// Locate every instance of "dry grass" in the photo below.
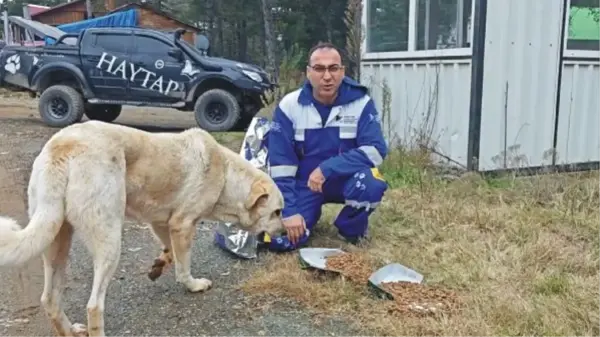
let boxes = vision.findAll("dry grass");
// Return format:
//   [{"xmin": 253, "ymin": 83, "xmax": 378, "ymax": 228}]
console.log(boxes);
[{"xmin": 240, "ymin": 149, "xmax": 600, "ymax": 336}]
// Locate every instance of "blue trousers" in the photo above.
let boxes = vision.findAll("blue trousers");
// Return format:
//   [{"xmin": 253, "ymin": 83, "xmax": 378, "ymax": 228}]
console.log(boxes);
[{"xmin": 264, "ymin": 167, "xmax": 388, "ymax": 252}]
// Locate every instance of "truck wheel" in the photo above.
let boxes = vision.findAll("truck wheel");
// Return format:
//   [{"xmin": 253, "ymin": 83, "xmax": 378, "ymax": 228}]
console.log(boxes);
[
  {"xmin": 84, "ymin": 104, "xmax": 122, "ymax": 122},
  {"xmin": 194, "ymin": 89, "xmax": 240, "ymax": 132},
  {"xmin": 38, "ymin": 85, "xmax": 85, "ymax": 127}
]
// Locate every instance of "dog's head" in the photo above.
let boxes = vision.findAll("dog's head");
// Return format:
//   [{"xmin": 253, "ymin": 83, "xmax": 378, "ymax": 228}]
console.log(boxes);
[{"xmin": 238, "ymin": 176, "xmax": 285, "ymax": 237}]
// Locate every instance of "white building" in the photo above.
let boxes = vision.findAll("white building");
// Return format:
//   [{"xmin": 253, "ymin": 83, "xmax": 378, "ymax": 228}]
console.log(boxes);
[{"xmin": 360, "ymin": 0, "xmax": 599, "ymax": 173}]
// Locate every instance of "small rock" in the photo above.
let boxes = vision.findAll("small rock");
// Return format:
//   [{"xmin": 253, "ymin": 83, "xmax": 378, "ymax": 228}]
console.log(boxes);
[{"xmin": 127, "ymin": 247, "xmax": 142, "ymax": 252}]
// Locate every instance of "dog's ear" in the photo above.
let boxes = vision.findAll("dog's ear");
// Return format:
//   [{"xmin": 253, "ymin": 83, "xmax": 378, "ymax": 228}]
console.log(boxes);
[{"xmin": 245, "ymin": 179, "xmax": 270, "ymax": 210}]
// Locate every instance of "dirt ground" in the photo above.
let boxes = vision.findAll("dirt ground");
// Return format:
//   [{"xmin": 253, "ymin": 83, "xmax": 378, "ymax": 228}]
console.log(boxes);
[{"xmin": 0, "ymin": 97, "xmax": 357, "ymax": 336}]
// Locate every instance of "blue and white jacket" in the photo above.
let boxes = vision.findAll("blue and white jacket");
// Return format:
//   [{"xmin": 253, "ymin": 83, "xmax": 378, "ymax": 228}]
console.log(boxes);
[{"xmin": 267, "ymin": 76, "xmax": 388, "ymax": 219}]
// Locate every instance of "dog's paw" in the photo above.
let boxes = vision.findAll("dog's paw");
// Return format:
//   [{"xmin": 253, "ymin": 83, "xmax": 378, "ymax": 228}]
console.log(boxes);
[
  {"xmin": 185, "ymin": 278, "xmax": 212, "ymax": 293},
  {"xmin": 147, "ymin": 249, "xmax": 173, "ymax": 281},
  {"xmin": 148, "ymin": 258, "xmax": 167, "ymax": 281},
  {"xmin": 71, "ymin": 323, "xmax": 88, "ymax": 337}
]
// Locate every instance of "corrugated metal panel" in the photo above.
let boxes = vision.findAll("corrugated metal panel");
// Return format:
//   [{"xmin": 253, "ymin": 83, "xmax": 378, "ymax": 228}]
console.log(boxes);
[
  {"xmin": 361, "ymin": 59, "xmax": 472, "ymax": 167},
  {"xmin": 556, "ymin": 62, "xmax": 600, "ymax": 164},
  {"xmin": 478, "ymin": 0, "xmax": 563, "ymax": 171}
]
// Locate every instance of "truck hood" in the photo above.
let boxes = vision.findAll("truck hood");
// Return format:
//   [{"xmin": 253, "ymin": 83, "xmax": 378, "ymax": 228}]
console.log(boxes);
[{"xmin": 4, "ymin": 16, "xmax": 77, "ymax": 45}]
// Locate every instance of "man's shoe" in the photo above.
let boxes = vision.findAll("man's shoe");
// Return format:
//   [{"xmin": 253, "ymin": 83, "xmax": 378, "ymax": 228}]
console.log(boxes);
[{"xmin": 258, "ymin": 230, "xmax": 311, "ymax": 252}]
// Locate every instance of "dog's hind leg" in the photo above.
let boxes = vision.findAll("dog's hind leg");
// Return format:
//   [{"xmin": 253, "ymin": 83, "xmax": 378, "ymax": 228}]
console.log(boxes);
[
  {"xmin": 169, "ymin": 217, "xmax": 212, "ymax": 293},
  {"xmin": 78, "ymin": 215, "xmax": 122, "ymax": 337},
  {"xmin": 68, "ymin": 154, "xmax": 126, "ymax": 337},
  {"xmin": 148, "ymin": 224, "xmax": 173, "ymax": 281},
  {"xmin": 40, "ymin": 222, "xmax": 81, "ymax": 337}
]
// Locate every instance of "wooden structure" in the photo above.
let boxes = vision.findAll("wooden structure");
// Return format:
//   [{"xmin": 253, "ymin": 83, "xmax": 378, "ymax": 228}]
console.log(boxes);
[
  {"xmin": 3, "ymin": 4, "xmax": 50, "ymax": 46},
  {"xmin": 29, "ymin": 0, "xmax": 90, "ymax": 25},
  {"xmin": 109, "ymin": 3, "xmax": 199, "ymax": 43},
  {"xmin": 2, "ymin": 17, "xmax": 46, "ymax": 46},
  {"xmin": 25, "ymin": 4, "xmax": 51, "ymax": 17},
  {"xmin": 29, "ymin": 0, "xmax": 200, "ymax": 44}
]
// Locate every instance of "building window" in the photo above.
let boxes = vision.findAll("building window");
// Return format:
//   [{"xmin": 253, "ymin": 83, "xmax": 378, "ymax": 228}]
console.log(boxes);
[
  {"xmin": 365, "ymin": 0, "xmax": 474, "ymax": 55},
  {"xmin": 567, "ymin": 0, "xmax": 600, "ymax": 51},
  {"xmin": 367, "ymin": 0, "xmax": 410, "ymax": 53},
  {"xmin": 416, "ymin": 0, "xmax": 472, "ymax": 50}
]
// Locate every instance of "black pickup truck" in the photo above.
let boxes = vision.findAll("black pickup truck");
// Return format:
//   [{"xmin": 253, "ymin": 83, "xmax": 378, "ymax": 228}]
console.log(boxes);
[{"xmin": 0, "ymin": 24, "xmax": 274, "ymax": 132}]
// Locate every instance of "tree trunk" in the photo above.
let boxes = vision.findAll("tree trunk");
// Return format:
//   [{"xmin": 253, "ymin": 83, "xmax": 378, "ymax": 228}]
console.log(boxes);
[
  {"xmin": 238, "ymin": 20, "xmax": 248, "ymax": 62},
  {"xmin": 344, "ymin": 0, "xmax": 363, "ymax": 80},
  {"xmin": 85, "ymin": 0, "xmax": 93, "ymax": 18},
  {"xmin": 214, "ymin": 0, "xmax": 224, "ymax": 57},
  {"xmin": 260, "ymin": 0, "xmax": 278, "ymax": 83}
]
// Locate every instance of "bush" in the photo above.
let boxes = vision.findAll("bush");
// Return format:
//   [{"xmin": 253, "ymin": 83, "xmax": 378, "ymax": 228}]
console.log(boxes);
[{"xmin": 259, "ymin": 44, "xmax": 306, "ymax": 118}]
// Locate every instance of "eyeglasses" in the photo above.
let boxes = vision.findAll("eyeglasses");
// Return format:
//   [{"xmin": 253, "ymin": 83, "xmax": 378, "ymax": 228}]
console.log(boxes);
[{"xmin": 308, "ymin": 64, "xmax": 344, "ymax": 75}]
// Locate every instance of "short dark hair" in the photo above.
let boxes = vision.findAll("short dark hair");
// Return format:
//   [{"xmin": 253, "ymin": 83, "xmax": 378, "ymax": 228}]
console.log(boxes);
[{"xmin": 308, "ymin": 42, "xmax": 344, "ymax": 65}]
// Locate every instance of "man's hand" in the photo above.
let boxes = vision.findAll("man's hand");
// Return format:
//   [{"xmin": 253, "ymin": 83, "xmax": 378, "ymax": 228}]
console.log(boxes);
[
  {"xmin": 308, "ymin": 167, "xmax": 325, "ymax": 193},
  {"xmin": 283, "ymin": 214, "xmax": 306, "ymax": 245}
]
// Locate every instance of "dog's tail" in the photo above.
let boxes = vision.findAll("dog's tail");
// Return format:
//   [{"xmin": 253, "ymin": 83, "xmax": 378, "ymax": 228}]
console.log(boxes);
[{"xmin": 0, "ymin": 156, "xmax": 68, "ymax": 267}]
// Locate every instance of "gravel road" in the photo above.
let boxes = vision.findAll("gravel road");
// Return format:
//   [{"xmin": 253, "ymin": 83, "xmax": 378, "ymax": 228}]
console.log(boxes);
[{"xmin": 0, "ymin": 98, "xmax": 356, "ymax": 336}]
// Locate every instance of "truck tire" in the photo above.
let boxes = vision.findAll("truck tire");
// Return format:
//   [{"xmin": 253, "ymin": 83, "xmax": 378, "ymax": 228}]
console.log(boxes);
[
  {"xmin": 38, "ymin": 85, "xmax": 85, "ymax": 127},
  {"xmin": 194, "ymin": 89, "xmax": 240, "ymax": 132},
  {"xmin": 84, "ymin": 104, "xmax": 122, "ymax": 122}
]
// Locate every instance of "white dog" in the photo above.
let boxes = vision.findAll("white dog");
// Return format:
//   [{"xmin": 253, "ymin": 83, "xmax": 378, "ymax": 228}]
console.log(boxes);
[{"xmin": 0, "ymin": 121, "xmax": 285, "ymax": 336}]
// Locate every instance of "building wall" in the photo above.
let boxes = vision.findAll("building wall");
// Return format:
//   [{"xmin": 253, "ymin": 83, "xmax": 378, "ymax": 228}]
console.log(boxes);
[
  {"xmin": 360, "ymin": 0, "xmax": 598, "ymax": 171},
  {"xmin": 361, "ymin": 59, "xmax": 472, "ymax": 168},
  {"xmin": 33, "ymin": 1, "xmax": 87, "ymax": 26},
  {"xmin": 478, "ymin": 0, "xmax": 565, "ymax": 171},
  {"xmin": 555, "ymin": 61, "xmax": 600, "ymax": 165},
  {"xmin": 359, "ymin": 0, "xmax": 475, "ymax": 168},
  {"xmin": 136, "ymin": 7, "xmax": 196, "ymax": 44}
]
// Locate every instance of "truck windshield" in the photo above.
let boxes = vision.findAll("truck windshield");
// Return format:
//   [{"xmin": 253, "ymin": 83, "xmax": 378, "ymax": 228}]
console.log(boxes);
[{"xmin": 177, "ymin": 39, "xmax": 207, "ymax": 57}]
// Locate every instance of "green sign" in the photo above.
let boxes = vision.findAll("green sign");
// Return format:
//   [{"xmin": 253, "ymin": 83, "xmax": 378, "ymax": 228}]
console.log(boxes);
[{"xmin": 569, "ymin": 7, "xmax": 600, "ymax": 40}]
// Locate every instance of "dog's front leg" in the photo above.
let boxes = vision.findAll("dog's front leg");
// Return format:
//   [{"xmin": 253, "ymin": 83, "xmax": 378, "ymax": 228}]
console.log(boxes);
[
  {"xmin": 148, "ymin": 223, "xmax": 173, "ymax": 281},
  {"xmin": 169, "ymin": 217, "xmax": 212, "ymax": 292}
]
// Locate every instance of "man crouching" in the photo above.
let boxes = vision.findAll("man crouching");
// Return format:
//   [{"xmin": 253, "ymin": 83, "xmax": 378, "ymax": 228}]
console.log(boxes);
[{"xmin": 265, "ymin": 42, "xmax": 388, "ymax": 251}]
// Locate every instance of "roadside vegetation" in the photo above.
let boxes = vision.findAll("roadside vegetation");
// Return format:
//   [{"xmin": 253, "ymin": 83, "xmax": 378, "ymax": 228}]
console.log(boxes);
[{"xmin": 238, "ymin": 35, "xmax": 600, "ymax": 336}]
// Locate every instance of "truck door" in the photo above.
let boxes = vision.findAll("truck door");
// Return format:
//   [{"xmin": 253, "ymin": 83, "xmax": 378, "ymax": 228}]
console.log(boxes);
[
  {"xmin": 128, "ymin": 31, "xmax": 189, "ymax": 104},
  {"xmin": 81, "ymin": 30, "xmax": 133, "ymax": 100}
]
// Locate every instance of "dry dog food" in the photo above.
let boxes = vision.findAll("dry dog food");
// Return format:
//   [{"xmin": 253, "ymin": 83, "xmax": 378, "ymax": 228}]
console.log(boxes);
[
  {"xmin": 325, "ymin": 253, "xmax": 374, "ymax": 285},
  {"xmin": 380, "ymin": 281, "xmax": 460, "ymax": 316}
]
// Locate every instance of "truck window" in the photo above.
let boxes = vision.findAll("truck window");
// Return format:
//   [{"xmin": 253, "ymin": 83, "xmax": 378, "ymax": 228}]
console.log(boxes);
[
  {"xmin": 94, "ymin": 34, "xmax": 128, "ymax": 54},
  {"xmin": 135, "ymin": 36, "xmax": 178, "ymax": 61}
]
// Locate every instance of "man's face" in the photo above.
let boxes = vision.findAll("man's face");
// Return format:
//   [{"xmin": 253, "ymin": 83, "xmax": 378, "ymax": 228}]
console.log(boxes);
[{"xmin": 306, "ymin": 48, "xmax": 345, "ymax": 102}]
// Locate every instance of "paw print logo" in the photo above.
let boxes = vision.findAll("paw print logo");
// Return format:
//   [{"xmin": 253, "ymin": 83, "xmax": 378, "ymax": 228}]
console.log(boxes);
[
  {"xmin": 369, "ymin": 113, "xmax": 381, "ymax": 124},
  {"xmin": 269, "ymin": 121, "xmax": 282, "ymax": 133},
  {"xmin": 4, "ymin": 54, "xmax": 20, "ymax": 75}
]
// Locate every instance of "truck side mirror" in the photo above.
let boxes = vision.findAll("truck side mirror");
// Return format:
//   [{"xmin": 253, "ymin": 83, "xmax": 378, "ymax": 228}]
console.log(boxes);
[{"xmin": 168, "ymin": 48, "xmax": 183, "ymax": 61}]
